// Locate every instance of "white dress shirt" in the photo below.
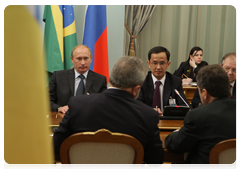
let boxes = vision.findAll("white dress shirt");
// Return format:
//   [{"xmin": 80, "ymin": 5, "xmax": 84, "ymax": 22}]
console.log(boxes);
[{"xmin": 74, "ymin": 69, "xmax": 89, "ymax": 96}]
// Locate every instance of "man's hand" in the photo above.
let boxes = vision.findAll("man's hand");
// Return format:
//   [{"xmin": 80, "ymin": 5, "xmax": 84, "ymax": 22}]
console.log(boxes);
[
  {"xmin": 58, "ymin": 105, "xmax": 69, "ymax": 113},
  {"xmin": 154, "ymin": 107, "xmax": 163, "ymax": 116}
]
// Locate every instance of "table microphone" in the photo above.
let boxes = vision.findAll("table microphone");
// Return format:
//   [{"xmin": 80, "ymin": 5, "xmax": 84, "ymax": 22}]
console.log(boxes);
[{"xmin": 174, "ymin": 89, "xmax": 190, "ymax": 108}]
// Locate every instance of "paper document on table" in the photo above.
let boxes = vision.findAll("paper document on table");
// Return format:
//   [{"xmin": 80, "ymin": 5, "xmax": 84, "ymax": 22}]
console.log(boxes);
[{"xmin": 189, "ymin": 82, "xmax": 197, "ymax": 86}]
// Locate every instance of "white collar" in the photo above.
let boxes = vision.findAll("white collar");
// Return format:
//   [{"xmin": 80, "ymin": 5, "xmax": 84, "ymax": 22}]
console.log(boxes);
[
  {"xmin": 74, "ymin": 69, "xmax": 89, "ymax": 79},
  {"xmin": 230, "ymin": 81, "xmax": 235, "ymax": 87},
  {"xmin": 151, "ymin": 73, "xmax": 166, "ymax": 86},
  {"xmin": 108, "ymin": 87, "xmax": 122, "ymax": 90}
]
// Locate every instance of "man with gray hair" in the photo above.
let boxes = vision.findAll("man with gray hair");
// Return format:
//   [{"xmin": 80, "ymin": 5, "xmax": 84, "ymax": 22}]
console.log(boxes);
[
  {"xmin": 54, "ymin": 56, "xmax": 164, "ymax": 164},
  {"xmin": 191, "ymin": 52, "xmax": 236, "ymax": 108}
]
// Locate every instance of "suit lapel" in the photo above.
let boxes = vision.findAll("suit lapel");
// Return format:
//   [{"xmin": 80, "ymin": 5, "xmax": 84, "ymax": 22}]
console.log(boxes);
[
  {"xmin": 232, "ymin": 81, "xmax": 236, "ymax": 99},
  {"xmin": 146, "ymin": 72, "xmax": 154, "ymax": 104},
  {"xmin": 68, "ymin": 68, "xmax": 75, "ymax": 95},
  {"xmin": 163, "ymin": 73, "xmax": 172, "ymax": 106},
  {"xmin": 85, "ymin": 70, "xmax": 94, "ymax": 94}
]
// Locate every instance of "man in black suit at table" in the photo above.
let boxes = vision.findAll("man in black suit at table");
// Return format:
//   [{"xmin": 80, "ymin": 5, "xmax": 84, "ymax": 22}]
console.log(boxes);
[
  {"xmin": 49, "ymin": 45, "xmax": 107, "ymax": 113},
  {"xmin": 191, "ymin": 52, "xmax": 236, "ymax": 108},
  {"xmin": 53, "ymin": 56, "xmax": 164, "ymax": 164},
  {"xmin": 137, "ymin": 46, "xmax": 190, "ymax": 115},
  {"xmin": 165, "ymin": 64, "xmax": 236, "ymax": 164}
]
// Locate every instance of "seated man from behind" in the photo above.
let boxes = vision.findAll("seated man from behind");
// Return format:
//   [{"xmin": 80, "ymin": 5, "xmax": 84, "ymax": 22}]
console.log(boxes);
[
  {"xmin": 137, "ymin": 46, "xmax": 191, "ymax": 115},
  {"xmin": 191, "ymin": 52, "xmax": 236, "ymax": 108},
  {"xmin": 54, "ymin": 56, "xmax": 164, "ymax": 164},
  {"xmin": 165, "ymin": 64, "xmax": 236, "ymax": 164},
  {"xmin": 49, "ymin": 45, "xmax": 107, "ymax": 113}
]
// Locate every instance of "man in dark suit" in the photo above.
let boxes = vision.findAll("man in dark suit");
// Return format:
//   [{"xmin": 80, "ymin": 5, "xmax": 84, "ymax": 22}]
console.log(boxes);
[
  {"xmin": 137, "ymin": 46, "xmax": 190, "ymax": 115},
  {"xmin": 191, "ymin": 52, "xmax": 236, "ymax": 108},
  {"xmin": 49, "ymin": 45, "xmax": 107, "ymax": 113},
  {"xmin": 165, "ymin": 64, "xmax": 236, "ymax": 164},
  {"xmin": 53, "ymin": 56, "xmax": 164, "ymax": 164}
]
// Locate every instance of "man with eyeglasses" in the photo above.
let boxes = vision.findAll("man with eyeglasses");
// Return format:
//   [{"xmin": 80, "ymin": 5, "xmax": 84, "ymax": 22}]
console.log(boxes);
[
  {"xmin": 137, "ymin": 46, "xmax": 190, "ymax": 115},
  {"xmin": 191, "ymin": 52, "xmax": 236, "ymax": 108}
]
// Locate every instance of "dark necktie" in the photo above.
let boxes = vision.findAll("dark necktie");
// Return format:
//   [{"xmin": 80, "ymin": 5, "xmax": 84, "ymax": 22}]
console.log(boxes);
[
  {"xmin": 229, "ymin": 85, "xmax": 232, "ymax": 99},
  {"xmin": 76, "ymin": 75, "xmax": 85, "ymax": 95},
  {"xmin": 152, "ymin": 81, "xmax": 162, "ymax": 109}
]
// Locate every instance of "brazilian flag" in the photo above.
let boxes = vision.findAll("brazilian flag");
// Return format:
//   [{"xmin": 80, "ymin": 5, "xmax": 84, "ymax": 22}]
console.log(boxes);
[{"xmin": 43, "ymin": 5, "xmax": 77, "ymax": 80}]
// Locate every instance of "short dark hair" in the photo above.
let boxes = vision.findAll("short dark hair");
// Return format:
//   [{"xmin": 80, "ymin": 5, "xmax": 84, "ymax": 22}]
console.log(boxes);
[
  {"xmin": 148, "ymin": 46, "xmax": 170, "ymax": 61},
  {"xmin": 197, "ymin": 64, "xmax": 229, "ymax": 98}
]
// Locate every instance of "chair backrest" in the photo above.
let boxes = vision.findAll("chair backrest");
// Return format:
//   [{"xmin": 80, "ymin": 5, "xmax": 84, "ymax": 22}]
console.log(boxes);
[
  {"xmin": 209, "ymin": 138, "xmax": 236, "ymax": 164},
  {"xmin": 60, "ymin": 129, "xmax": 144, "ymax": 164}
]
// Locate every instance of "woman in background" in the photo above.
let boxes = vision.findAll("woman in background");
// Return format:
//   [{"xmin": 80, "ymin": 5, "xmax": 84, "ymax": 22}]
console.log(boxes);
[{"xmin": 173, "ymin": 46, "xmax": 208, "ymax": 83}]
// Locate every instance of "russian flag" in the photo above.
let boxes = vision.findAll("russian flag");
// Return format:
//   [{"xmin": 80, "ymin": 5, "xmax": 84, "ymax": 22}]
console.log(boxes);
[{"xmin": 83, "ymin": 5, "xmax": 109, "ymax": 83}]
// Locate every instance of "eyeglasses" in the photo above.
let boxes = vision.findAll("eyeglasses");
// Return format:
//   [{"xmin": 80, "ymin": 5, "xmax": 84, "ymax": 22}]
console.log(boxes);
[
  {"xmin": 150, "ymin": 61, "xmax": 168, "ymax": 67},
  {"xmin": 223, "ymin": 67, "xmax": 236, "ymax": 73}
]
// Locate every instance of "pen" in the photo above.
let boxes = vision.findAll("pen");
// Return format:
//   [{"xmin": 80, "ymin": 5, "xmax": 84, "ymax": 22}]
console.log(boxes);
[
  {"xmin": 182, "ymin": 73, "xmax": 188, "ymax": 78},
  {"xmin": 156, "ymin": 106, "xmax": 158, "ymax": 110}
]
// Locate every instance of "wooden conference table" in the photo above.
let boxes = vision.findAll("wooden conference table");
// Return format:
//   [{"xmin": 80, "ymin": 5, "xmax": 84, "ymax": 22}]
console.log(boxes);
[
  {"xmin": 49, "ymin": 112, "xmax": 185, "ymax": 163},
  {"xmin": 158, "ymin": 119, "xmax": 184, "ymax": 163}
]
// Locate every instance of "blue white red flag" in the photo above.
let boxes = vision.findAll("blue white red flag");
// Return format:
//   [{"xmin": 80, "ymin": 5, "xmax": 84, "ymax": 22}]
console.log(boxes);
[{"xmin": 83, "ymin": 5, "xmax": 109, "ymax": 83}]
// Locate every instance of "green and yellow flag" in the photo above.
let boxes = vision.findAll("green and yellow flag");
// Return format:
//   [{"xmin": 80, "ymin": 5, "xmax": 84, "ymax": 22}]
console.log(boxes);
[
  {"xmin": 5, "ymin": 5, "xmax": 53, "ymax": 164},
  {"xmin": 43, "ymin": 5, "xmax": 77, "ymax": 74}
]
